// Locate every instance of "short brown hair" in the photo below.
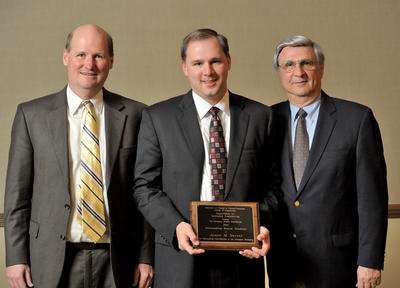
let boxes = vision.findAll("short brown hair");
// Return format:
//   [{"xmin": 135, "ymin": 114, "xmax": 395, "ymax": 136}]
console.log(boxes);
[{"xmin": 181, "ymin": 28, "xmax": 229, "ymax": 61}]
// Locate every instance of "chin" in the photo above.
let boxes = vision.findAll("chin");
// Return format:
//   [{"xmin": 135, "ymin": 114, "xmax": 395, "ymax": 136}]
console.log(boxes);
[{"xmin": 293, "ymin": 90, "xmax": 312, "ymax": 97}]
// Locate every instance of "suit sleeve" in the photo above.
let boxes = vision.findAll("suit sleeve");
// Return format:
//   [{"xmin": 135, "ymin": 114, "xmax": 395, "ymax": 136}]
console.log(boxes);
[
  {"xmin": 4, "ymin": 104, "xmax": 34, "ymax": 266},
  {"xmin": 356, "ymin": 109, "xmax": 388, "ymax": 269},
  {"xmin": 259, "ymin": 108, "xmax": 282, "ymax": 229},
  {"xmin": 137, "ymin": 217, "xmax": 155, "ymax": 264},
  {"xmin": 133, "ymin": 108, "xmax": 185, "ymax": 248}
]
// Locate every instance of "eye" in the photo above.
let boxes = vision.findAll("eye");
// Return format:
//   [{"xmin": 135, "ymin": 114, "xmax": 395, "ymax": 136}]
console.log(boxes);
[
  {"xmin": 301, "ymin": 60, "xmax": 314, "ymax": 67},
  {"xmin": 77, "ymin": 53, "xmax": 85, "ymax": 58},
  {"xmin": 284, "ymin": 61, "xmax": 295, "ymax": 68},
  {"xmin": 94, "ymin": 55, "xmax": 104, "ymax": 59}
]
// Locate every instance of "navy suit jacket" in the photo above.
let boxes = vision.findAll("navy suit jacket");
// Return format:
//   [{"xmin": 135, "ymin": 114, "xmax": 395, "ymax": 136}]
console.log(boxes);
[{"xmin": 267, "ymin": 91, "xmax": 388, "ymax": 288}]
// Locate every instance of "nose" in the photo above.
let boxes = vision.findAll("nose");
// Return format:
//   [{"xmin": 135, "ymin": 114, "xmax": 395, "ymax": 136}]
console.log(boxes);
[
  {"xmin": 84, "ymin": 56, "xmax": 94, "ymax": 69},
  {"xmin": 203, "ymin": 63, "xmax": 215, "ymax": 75},
  {"xmin": 293, "ymin": 62, "xmax": 306, "ymax": 75}
]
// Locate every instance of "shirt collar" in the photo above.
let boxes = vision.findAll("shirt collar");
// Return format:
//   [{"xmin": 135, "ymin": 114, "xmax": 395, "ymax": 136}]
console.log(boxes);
[
  {"xmin": 66, "ymin": 85, "xmax": 104, "ymax": 116},
  {"xmin": 192, "ymin": 90, "xmax": 230, "ymax": 119},
  {"xmin": 289, "ymin": 95, "xmax": 321, "ymax": 123}
]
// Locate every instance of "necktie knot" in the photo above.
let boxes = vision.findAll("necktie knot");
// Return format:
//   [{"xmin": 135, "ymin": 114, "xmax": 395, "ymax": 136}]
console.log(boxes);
[
  {"xmin": 297, "ymin": 108, "xmax": 307, "ymax": 119},
  {"xmin": 83, "ymin": 101, "xmax": 97, "ymax": 124},
  {"xmin": 83, "ymin": 100, "xmax": 95, "ymax": 112},
  {"xmin": 209, "ymin": 107, "xmax": 220, "ymax": 117}
]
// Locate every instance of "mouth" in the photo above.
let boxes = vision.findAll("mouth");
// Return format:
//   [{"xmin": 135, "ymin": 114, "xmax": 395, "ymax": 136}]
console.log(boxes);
[
  {"xmin": 80, "ymin": 71, "xmax": 97, "ymax": 77},
  {"xmin": 292, "ymin": 80, "xmax": 308, "ymax": 85},
  {"xmin": 202, "ymin": 78, "xmax": 218, "ymax": 87}
]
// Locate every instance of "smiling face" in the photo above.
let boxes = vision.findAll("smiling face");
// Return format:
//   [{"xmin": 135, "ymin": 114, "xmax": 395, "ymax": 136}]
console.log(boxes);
[
  {"xmin": 278, "ymin": 46, "xmax": 324, "ymax": 107},
  {"xmin": 182, "ymin": 37, "xmax": 231, "ymax": 105},
  {"xmin": 63, "ymin": 25, "xmax": 113, "ymax": 100}
]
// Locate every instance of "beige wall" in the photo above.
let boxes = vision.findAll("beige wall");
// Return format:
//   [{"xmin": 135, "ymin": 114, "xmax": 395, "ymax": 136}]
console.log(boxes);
[{"xmin": 1, "ymin": 0, "xmax": 399, "ymax": 286}]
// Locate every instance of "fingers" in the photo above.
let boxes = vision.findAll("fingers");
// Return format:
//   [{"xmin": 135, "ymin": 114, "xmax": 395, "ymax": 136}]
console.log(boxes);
[
  {"xmin": 132, "ymin": 265, "xmax": 140, "ymax": 287},
  {"xmin": 357, "ymin": 266, "xmax": 382, "ymax": 288},
  {"xmin": 239, "ymin": 226, "xmax": 270, "ymax": 259},
  {"xmin": 6, "ymin": 264, "xmax": 32, "ymax": 288},
  {"xmin": 138, "ymin": 265, "xmax": 154, "ymax": 288},
  {"xmin": 176, "ymin": 222, "xmax": 205, "ymax": 255},
  {"xmin": 138, "ymin": 273, "xmax": 153, "ymax": 288},
  {"xmin": 133, "ymin": 264, "xmax": 154, "ymax": 288},
  {"xmin": 24, "ymin": 266, "xmax": 34, "ymax": 287}
]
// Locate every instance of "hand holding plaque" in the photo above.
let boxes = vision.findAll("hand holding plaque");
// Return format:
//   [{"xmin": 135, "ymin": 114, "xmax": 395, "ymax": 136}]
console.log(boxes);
[{"xmin": 190, "ymin": 201, "xmax": 261, "ymax": 251}]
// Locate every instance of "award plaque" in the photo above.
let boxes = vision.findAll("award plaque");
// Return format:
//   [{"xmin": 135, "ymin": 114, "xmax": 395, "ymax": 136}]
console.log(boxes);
[{"xmin": 190, "ymin": 201, "xmax": 260, "ymax": 250}]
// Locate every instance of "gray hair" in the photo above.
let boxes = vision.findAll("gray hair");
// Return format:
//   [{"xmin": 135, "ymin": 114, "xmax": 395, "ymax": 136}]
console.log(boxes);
[
  {"xmin": 273, "ymin": 35, "xmax": 324, "ymax": 70},
  {"xmin": 181, "ymin": 28, "xmax": 230, "ymax": 61}
]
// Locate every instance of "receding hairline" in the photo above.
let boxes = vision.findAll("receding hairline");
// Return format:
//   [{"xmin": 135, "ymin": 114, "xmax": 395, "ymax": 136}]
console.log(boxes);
[{"xmin": 65, "ymin": 24, "xmax": 114, "ymax": 57}]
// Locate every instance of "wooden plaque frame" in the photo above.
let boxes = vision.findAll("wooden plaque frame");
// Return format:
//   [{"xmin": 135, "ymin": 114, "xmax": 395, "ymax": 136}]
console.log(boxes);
[{"xmin": 190, "ymin": 201, "xmax": 260, "ymax": 250}]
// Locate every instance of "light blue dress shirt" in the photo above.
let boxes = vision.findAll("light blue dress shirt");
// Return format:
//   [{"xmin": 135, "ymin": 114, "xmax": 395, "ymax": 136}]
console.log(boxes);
[{"xmin": 290, "ymin": 96, "xmax": 321, "ymax": 150}]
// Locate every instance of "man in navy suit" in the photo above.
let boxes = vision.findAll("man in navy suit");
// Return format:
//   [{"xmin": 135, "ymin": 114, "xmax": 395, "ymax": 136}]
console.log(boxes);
[{"xmin": 267, "ymin": 35, "xmax": 388, "ymax": 288}]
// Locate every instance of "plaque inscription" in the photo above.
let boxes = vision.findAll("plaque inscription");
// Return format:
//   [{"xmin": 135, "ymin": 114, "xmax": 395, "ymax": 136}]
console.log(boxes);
[{"xmin": 190, "ymin": 201, "xmax": 260, "ymax": 250}]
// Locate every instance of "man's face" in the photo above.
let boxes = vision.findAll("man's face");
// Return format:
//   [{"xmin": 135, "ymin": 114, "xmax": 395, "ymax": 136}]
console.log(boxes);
[
  {"xmin": 277, "ymin": 46, "xmax": 324, "ymax": 104},
  {"xmin": 182, "ymin": 37, "xmax": 231, "ymax": 105},
  {"xmin": 63, "ymin": 25, "xmax": 113, "ymax": 100}
]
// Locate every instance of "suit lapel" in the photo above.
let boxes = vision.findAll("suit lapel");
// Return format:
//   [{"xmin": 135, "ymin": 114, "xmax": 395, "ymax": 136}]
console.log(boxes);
[
  {"xmin": 103, "ymin": 89, "xmax": 127, "ymax": 190},
  {"xmin": 297, "ymin": 92, "xmax": 337, "ymax": 195},
  {"xmin": 46, "ymin": 87, "xmax": 70, "ymax": 191},
  {"xmin": 225, "ymin": 93, "xmax": 249, "ymax": 199},
  {"xmin": 177, "ymin": 92, "xmax": 205, "ymax": 168},
  {"xmin": 279, "ymin": 102, "xmax": 298, "ymax": 195}
]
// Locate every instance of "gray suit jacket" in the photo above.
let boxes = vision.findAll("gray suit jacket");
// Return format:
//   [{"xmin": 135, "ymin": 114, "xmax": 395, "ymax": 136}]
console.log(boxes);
[
  {"xmin": 134, "ymin": 91, "xmax": 280, "ymax": 288},
  {"xmin": 4, "ymin": 87, "xmax": 153, "ymax": 288},
  {"xmin": 267, "ymin": 91, "xmax": 388, "ymax": 288}
]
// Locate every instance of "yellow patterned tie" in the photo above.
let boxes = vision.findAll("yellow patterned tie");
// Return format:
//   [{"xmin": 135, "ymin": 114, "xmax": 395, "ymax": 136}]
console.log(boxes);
[{"xmin": 77, "ymin": 101, "xmax": 106, "ymax": 242}]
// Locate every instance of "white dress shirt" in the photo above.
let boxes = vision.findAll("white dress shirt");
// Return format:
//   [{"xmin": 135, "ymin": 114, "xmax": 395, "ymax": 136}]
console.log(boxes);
[
  {"xmin": 66, "ymin": 86, "xmax": 110, "ymax": 243},
  {"xmin": 192, "ymin": 90, "xmax": 230, "ymax": 201}
]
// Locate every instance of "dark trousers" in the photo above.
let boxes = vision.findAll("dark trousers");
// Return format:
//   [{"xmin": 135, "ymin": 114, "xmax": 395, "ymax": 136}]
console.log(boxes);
[{"xmin": 58, "ymin": 243, "xmax": 115, "ymax": 288}]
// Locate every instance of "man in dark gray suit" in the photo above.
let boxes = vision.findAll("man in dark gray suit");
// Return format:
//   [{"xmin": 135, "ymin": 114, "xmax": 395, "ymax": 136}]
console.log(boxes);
[
  {"xmin": 4, "ymin": 24, "xmax": 153, "ymax": 288},
  {"xmin": 134, "ymin": 28, "xmax": 280, "ymax": 288},
  {"xmin": 267, "ymin": 35, "xmax": 388, "ymax": 288}
]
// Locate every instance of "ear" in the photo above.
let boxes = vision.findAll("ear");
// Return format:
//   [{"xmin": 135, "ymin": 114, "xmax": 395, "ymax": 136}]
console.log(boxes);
[
  {"xmin": 62, "ymin": 49, "xmax": 69, "ymax": 66},
  {"xmin": 320, "ymin": 64, "xmax": 324, "ymax": 79},
  {"xmin": 109, "ymin": 56, "xmax": 114, "ymax": 70},
  {"xmin": 181, "ymin": 60, "xmax": 188, "ymax": 76},
  {"xmin": 227, "ymin": 55, "xmax": 231, "ymax": 70}
]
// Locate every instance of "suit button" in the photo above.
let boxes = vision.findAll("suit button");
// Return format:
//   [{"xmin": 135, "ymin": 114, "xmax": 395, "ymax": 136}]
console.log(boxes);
[
  {"xmin": 60, "ymin": 234, "xmax": 66, "ymax": 240},
  {"xmin": 65, "ymin": 204, "xmax": 70, "ymax": 210},
  {"xmin": 294, "ymin": 201, "xmax": 300, "ymax": 207}
]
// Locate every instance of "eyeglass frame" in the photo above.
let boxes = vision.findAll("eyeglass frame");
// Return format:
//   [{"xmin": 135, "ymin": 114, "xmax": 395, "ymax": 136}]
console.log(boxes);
[{"xmin": 277, "ymin": 59, "xmax": 318, "ymax": 72}]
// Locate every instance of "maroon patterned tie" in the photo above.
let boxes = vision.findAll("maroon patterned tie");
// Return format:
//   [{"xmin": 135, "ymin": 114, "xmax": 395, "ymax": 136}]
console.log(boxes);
[{"xmin": 209, "ymin": 107, "xmax": 227, "ymax": 201}]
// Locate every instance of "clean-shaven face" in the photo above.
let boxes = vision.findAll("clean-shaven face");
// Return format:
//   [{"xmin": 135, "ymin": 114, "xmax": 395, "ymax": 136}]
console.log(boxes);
[
  {"xmin": 63, "ymin": 25, "xmax": 113, "ymax": 100},
  {"xmin": 278, "ymin": 46, "xmax": 323, "ymax": 105},
  {"xmin": 182, "ymin": 37, "xmax": 231, "ymax": 105}
]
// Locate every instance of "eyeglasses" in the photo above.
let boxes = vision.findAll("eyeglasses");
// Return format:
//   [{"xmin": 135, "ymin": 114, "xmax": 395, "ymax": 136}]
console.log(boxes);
[{"xmin": 278, "ymin": 59, "xmax": 317, "ymax": 72}]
